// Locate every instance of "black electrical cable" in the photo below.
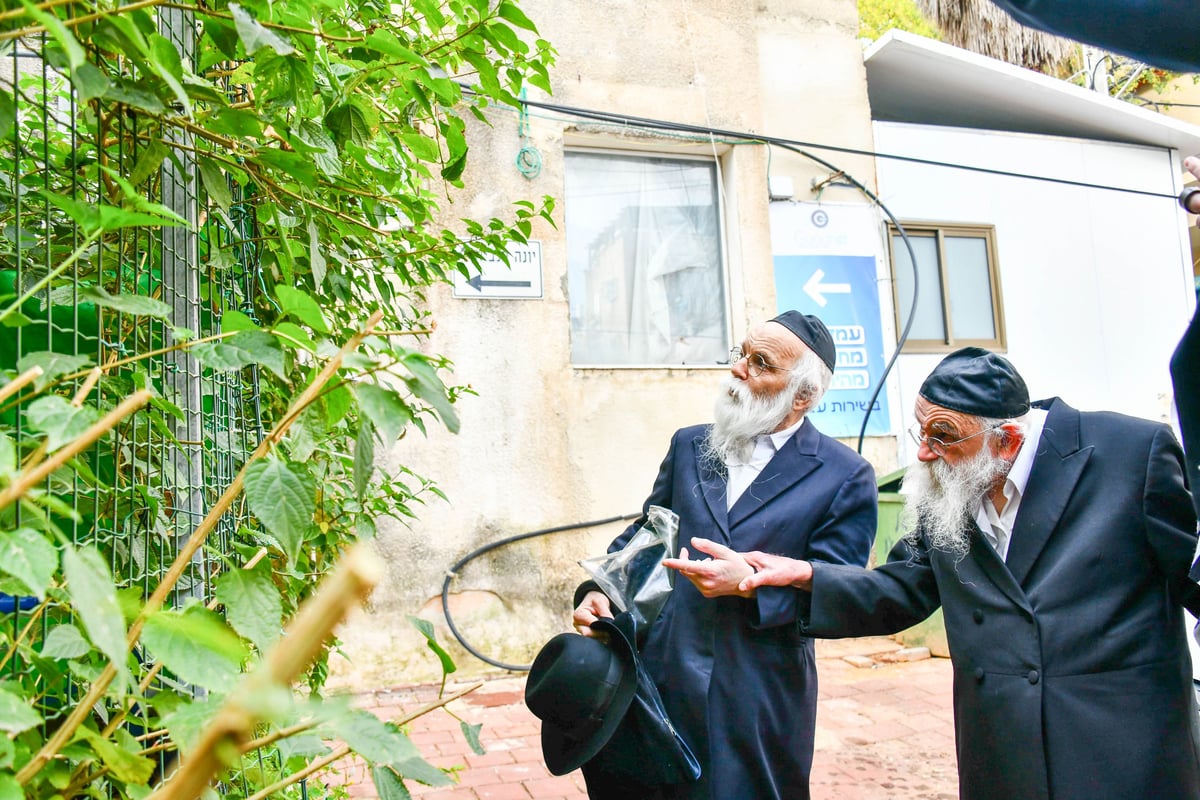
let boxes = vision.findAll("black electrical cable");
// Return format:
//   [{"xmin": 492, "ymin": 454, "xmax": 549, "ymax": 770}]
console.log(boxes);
[
  {"xmin": 441, "ymin": 513, "xmax": 640, "ymax": 671},
  {"xmin": 510, "ymin": 94, "xmax": 1180, "ymax": 201},
  {"xmin": 769, "ymin": 143, "xmax": 920, "ymax": 454}
]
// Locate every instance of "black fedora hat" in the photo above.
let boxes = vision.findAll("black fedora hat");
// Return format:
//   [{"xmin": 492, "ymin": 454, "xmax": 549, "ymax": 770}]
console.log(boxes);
[{"xmin": 525, "ymin": 619, "xmax": 638, "ymax": 775}]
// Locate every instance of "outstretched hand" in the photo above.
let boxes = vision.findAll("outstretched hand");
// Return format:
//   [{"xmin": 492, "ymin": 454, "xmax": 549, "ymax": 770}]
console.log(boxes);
[
  {"xmin": 738, "ymin": 551, "xmax": 814, "ymax": 593},
  {"xmin": 662, "ymin": 537, "xmax": 755, "ymax": 598}
]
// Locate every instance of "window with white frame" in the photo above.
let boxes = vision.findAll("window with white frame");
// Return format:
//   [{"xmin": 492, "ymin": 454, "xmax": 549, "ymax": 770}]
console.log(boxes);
[
  {"xmin": 565, "ymin": 150, "xmax": 728, "ymax": 366},
  {"xmin": 888, "ymin": 222, "xmax": 1006, "ymax": 352}
]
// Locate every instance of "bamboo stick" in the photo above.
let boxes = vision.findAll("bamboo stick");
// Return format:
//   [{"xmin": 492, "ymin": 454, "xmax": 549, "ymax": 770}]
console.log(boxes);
[
  {"xmin": 145, "ymin": 544, "xmax": 383, "ymax": 800},
  {"xmin": 0, "ymin": 389, "xmax": 152, "ymax": 511}
]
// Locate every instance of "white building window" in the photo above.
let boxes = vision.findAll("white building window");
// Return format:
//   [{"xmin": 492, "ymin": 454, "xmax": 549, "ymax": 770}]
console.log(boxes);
[
  {"xmin": 888, "ymin": 222, "xmax": 1006, "ymax": 352},
  {"xmin": 565, "ymin": 150, "xmax": 728, "ymax": 366}
]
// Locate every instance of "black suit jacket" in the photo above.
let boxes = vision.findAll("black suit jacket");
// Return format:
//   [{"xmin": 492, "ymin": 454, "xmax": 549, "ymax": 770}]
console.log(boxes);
[{"xmin": 804, "ymin": 398, "xmax": 1200, "ymax": 800}]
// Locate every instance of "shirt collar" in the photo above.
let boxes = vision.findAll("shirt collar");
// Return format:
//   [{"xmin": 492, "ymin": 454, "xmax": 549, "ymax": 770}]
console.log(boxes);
[
  {"xmin": 766, "ymin": 416, "xmax": 805, "ymax": 452},
  {"xmin": 1003, "ymin": 408, "xmax": 1048, "ymax": 500}
]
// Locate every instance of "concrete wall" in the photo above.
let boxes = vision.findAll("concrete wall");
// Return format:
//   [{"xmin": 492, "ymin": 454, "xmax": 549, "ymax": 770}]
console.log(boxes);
[
  {"xmin": 328, "ymin": 0, "xmax": 881, "ymax": 688},
  {"xmin": 872, "ymin": 121, "xmax": 1196, "ymax": 465}
]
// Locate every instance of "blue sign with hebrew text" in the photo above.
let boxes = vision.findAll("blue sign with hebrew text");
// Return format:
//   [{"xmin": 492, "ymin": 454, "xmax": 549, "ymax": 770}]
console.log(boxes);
[{"xmin": 774, "ymin": 254, "xmax": 890, "ymax": 438}]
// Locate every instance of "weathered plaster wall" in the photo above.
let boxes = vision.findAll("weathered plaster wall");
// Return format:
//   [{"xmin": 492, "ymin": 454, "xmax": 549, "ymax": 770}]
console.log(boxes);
[{"xmin": 328, "ymin": 0, "xmax": 884, "ymax": 690}]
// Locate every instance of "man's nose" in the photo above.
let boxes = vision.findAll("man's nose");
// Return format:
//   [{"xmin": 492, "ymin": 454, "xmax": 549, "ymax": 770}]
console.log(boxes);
[
  {"xmin": 916, "ymin": 441, "xmax": 940, "ymax": 463},
  {"xmin": 730, "ymin": 357, "xmax": 749, "ymax": 380}
]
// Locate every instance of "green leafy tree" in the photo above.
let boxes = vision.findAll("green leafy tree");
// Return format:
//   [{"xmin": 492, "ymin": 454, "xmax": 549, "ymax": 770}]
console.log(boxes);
[
  {"xmin": 0, "ymin": 0, "xmax": 554, "ymax": 796},
  {"xmin": 858, "ymin": 0, "xmax": 940, "ymax": 41}
]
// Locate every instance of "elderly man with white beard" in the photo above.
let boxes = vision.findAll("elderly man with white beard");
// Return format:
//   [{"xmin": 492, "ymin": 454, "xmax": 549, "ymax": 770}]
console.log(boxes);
[
  {"xmin": 671, "ymin": 347, "xmax": 1200, "ymax": 800},
  {"xmin": 569, "ymin": 311, "xmax": 878, "ymax": 800}
]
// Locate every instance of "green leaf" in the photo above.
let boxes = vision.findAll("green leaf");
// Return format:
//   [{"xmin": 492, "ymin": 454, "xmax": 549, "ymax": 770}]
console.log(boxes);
[
  {"xmin": 103, "ymin": 79, "xmax": 167, "ymax": 115},
  {"xmin": 148, "ymin": 33, "xmax": 191, "ymax": 114},
  {"xmin": 0, "ymin": 528, "xmax": 58, "ymax": 600},
  {"xmin": 0, "ymin": 773, "xmax": 21, "ymax": 800},
  {"xmin": 41, "ymin": 624, "xmax": 91, "ymax": 660},
  {"xmin": 142, "ymin": 606, "xmax": 247, "ymax": 692},
  {"xmin": 0, "ymin": 92, "xmax": 15, "ymax": 140},
  {"xmin": 0, "ymin": 688, "xmax": 42, "ymax": 734},
  {"xmin": 354, "ymin": 420, "xmax": 375, "ymax": 501},
  {"xmin": 307, "ymin": 217, "xmax": 327, "ymax": 289},
  {"xmin": 372, "ymin": 766, "xmax": 414, "ymax": 800},
  {"xmin": 243, "ymin": 457, "xmax": 316, "ymax": 563},
  {"xmin": 497, "ymin": 0, "xmax": 539, "ymax": 31},
  {"xmin": 78, "ymin": 285, "xmax": 173, "ymax": 319},
  {"xmin": 198, "ymin": 156, "xmax": 234, "ymax": 214},
  {"xmin": 271, "ymin": 321, "xmax": 316, "ymax": 353},
  {"xmin": 62, "ymin": 545, "xmax": 129, "ymax": 689},
  {"xmin": 403, "ymin": 355, "xmax": 459, "ymax": 434},
  {"xmin": 192, "ymin": 329, "xmax": 286, "ymax": 378},
  {"xmin": 73, "ymin": 62, "xmax": 111, "ymax": 103},
  {"xmin": 275, "ymin": 286, "xmax": 330, "ymax": 334},
  {"xmin": 76, "ymin": 729, "xmax": 155, "ymax": 785},
  {"xmin": 128, "ymin": 141, "xmax": 171, "ymax": 187},
  {"xmin": 400, "ymin": 133, "xmax": 440, "ymax": 162},
  {"xmin": 323, "ymin": 384, "xmax": 353, "ymax": 427},
  {"xmin": 325, "ymin": 102, "xmax": 375, "ymax": 149},
  {"xmin": 356, "ymin": 384, "xmax": 413, "ymax": 444},
  {"xmin": 364, "ymin": 30, "xmax": 426, "ymax": 64},
  {"xmin": 336, "ymin": 713, "xmax": 451, "ymax": 787},
  {"xmin": 220, "ymin": 309, "xmax": 259, "ymax": 333},
  {"xmin": 162, "ymin": 700, "xmax": 220, "ymax": 755},
  {"xmin": 17, "ymin": 351, "xmax": 92, "ymax": 390},
  {"xmin": 460, "ymin": 721, "xmax": 486, "ymax": 755},
  {"xmin": 25, "ymin": 396, "xmax": 101, "ymax": 453},
  {"xmin": 294, "ymin": 120, "xmax": 341, "ymax": 178},
  {"xmin": 0, "ymin": 434, "xmax": 14, "ymax": 480},
  {"xmin": 230, "ymin": 3, "xmax": 295, "ymax": 55},
  {"xmin": 20, "ymin": 0, "xmax": 86, "ymax": 69},
  {"xmin": 215, "ymin": 562, "xmax": 282, "ymax": 651},
  {"xmin": 408, "ymin": 616, "xmax": 456, "ymax": 675}
]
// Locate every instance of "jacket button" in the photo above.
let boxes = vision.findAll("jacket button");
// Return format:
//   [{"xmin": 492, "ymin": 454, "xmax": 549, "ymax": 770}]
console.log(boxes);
[
  {"xmin": 972, "ymin": 609, "xmax": 984, "ymax": 624},
  {"xmin": 974, "ymin": 667, "xmax": 984, "ymax": 683},
  {"xmin": 1028, "ymin": 670, "xmax": 1040, "ymax": 685}
]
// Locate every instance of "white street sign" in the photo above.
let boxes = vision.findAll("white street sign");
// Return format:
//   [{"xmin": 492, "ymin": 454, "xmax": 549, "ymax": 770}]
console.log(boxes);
[{"xmin": 453, "ymin": 241, "xmax": 543, "ymax": 299}]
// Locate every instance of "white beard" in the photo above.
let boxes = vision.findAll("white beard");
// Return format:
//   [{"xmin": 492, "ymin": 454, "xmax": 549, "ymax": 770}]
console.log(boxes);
[
  {"xmin": 700, "ymin": 376, "xmax": 797, "ymax": 475},
  {"xmin": 901, "ymin": 445, "xmax": 1012, "ymax": 556}
]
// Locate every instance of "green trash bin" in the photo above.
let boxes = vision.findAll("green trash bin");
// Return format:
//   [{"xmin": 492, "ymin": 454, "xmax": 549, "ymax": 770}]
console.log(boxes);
[{"xmin": 875, "ymin": 467, "xmax": 949, "ymax": 657}]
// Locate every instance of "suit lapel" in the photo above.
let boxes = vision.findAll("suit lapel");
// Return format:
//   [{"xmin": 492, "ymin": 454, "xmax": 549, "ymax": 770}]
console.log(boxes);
[
  {"xmin": 1005, "ymin": 398, "xmax": 1093, "ymax": 586},
  {"xmin": 693, "ymin": 435, "xmax": 730, "ymax": 543},
  {"xmin": 963, "ymin": 522, "xmax": 1032, "ymax": 613},
  {"xmin": 728, "ymin": 419, "xmax": 823, "ymax": 529}
]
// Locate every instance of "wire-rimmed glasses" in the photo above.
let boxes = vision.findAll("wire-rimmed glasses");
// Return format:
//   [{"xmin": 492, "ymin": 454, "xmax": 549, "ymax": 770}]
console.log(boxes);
[
  {"xmin": 729, "ymin": 346, "xmax": 788, "ymax": 378},
  {"xmin": 907, "ymin": 423, "xmax": 1000, "ymax": 456}
]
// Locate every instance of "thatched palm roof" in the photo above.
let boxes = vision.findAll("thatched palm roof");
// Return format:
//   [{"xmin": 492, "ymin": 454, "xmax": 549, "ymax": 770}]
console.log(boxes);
[{"xmin": 916, "ymin": 0, "xmax": 1078, "ymax": 74}]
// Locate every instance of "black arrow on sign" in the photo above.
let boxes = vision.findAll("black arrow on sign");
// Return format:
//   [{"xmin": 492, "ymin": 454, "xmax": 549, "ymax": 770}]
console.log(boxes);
[{"xmin": 467, "ymin": 274, "xmax": 532, "ymax": 291}]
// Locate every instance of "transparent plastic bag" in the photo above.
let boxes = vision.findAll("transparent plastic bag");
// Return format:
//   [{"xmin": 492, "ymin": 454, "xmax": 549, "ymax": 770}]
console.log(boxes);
[{"xmin": 579, "ymin": 506, "xmax": 680, "ymax": 630}]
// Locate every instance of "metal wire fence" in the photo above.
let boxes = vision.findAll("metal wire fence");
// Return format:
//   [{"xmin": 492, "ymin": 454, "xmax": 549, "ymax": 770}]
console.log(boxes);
[{"xmin": 1, "ymin": 15, "xmax": 262, "ymax": 763}]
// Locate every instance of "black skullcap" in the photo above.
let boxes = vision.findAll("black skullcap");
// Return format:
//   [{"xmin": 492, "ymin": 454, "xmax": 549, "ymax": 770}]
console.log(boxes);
[
  {"xmin": 919, "ymin": 347, "xmax": 1030, "ymax": 419},
  {"xmin": 770, "ymin": 311, "xmax": 836, "ymax": 371}
]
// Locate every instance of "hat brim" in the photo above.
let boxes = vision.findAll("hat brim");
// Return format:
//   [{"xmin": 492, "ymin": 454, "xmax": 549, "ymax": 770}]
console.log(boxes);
[{"xmin": 540, "ymin": 618, "xmax": 639, "ymax": 775}]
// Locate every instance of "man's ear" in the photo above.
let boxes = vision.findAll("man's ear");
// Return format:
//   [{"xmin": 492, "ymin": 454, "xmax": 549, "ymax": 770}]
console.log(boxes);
[{"xmin": 992, "ymin": 422, "xmax": 1025, "ymax": 460}]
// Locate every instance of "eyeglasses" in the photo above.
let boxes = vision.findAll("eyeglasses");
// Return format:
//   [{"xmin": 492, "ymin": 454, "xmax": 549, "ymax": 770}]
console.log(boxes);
[
  {"xmin": 729, "ymin": 346, "xmax": 789, "ymax": 378},
  {"xmin": 907, "ymin": 423, "xmax": 1000, "ymax": 456}
]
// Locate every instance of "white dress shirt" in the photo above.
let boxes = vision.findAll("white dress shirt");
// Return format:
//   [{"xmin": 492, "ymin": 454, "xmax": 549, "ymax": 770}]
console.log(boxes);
[
  {"xmin": 726, "ymin": 418, "xmax": 805, "ymax": 509},
  {"xmin": 973, "ymin": 409, "xmax": 1048, "ymax": 561}
]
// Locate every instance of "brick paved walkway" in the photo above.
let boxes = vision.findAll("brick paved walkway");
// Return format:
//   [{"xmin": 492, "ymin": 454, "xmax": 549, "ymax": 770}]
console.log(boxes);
[{"xmin": 329, "ymin": 636, "xmax": 957, "ymax": 800}]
